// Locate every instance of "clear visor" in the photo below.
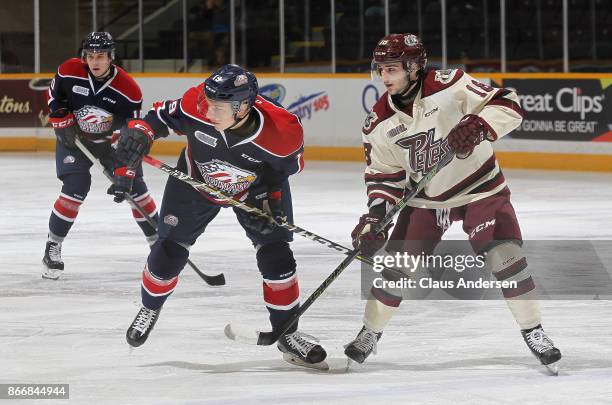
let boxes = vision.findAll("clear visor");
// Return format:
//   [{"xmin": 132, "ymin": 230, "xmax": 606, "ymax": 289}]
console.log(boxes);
[
  {"xmin": 82, "ymin": 49, "xmax": 114, "ymax": 60},
  {"xmin": 200, "ymin": 95, "xmax": 246, "ymax": 118},
  {"xmin": 371, "ymin": 59, "xmax": 420, "ymax": 81}
]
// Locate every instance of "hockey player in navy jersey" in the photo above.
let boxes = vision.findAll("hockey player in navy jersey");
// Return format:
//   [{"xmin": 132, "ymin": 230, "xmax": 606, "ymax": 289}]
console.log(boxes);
[
  {"xmin": 117, "ymin": 64, "xmax": 327, "ymax": 369},
  {"xmin": 42, "ymin": 32, "xmax": 159, "ymax": 280}
]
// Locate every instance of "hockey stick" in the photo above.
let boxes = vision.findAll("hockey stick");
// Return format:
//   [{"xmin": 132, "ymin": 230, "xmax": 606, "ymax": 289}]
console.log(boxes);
[
  {"xmin": 224, "ymin": 151, "xmax": 456, "ymax": 345},
  {"xmin": 142, "ymin": 154, "xmax": 394, "ymax": 272},
  {"xmin": 74, "ymin": 138, "xmax": 226, "ymax": 286}
]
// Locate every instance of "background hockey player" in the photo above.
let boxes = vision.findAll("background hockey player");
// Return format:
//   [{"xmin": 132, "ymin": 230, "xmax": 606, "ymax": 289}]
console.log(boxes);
[
  {"xmin": 116, "ymin": 64, "xmax": 327, "ymax": 369},
  {"xmin": 346, "ymin": 33, "xmax": 561, "ymax": 372},
  {"xmin": 42, "ymin": 32, "xmax": 159, "ymax": 280}
]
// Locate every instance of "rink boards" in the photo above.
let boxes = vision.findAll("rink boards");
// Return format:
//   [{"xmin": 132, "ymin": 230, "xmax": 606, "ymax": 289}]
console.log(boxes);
[{"xmin": 0, "ymin": 72, "xmax": 611, "ymax": 171}]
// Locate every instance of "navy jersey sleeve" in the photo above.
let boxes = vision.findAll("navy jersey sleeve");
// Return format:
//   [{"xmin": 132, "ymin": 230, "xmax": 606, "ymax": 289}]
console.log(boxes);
[
  {"xmin": 276, "ymin": 146, "xmax": 304, "ymax": 178},
  {"xmin": 143, "ymin": 99, "xmax": 186, "ymax": 139},
  {"xmin": 47, "ymin": 74, "xmax": 69, "ymax": 113}
]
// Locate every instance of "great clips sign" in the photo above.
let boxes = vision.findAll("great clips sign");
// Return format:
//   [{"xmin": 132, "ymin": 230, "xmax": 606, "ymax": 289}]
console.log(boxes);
[{"xmin": 502, "ymin": 79, "xmax": 611, "ymax": 141}]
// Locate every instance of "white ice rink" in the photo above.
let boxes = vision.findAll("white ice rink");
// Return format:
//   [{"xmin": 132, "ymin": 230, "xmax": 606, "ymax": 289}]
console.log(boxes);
[{"xmin": 1, "ymin": 152, "xmax": 611, "ymax": 404}]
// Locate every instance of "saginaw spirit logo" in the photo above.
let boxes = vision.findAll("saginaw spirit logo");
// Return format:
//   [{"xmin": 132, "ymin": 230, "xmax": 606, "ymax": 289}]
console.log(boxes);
[
  {"xmin": 74, "ymin": 105, "xmax": 113, "ymax": 133},
  {"xmin": 395, "ymin": 128, "xmax": 452, "ymax": 174},
  {"xmin": 195, "ymin": 159, "xmax": 257, "ymax": 196},
  {"xmin": 287, "ymin": 91, "xmax": 330, "ymax": 121}
]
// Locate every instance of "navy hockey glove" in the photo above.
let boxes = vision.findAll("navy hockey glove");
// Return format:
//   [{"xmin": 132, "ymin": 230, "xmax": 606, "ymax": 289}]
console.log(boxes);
[
  {"xmin": 115, "ymin": 120, "xmax": 154, "ymax": 167},
  {"xmin": 351, "ymin": 204, "xmax": 393, "ymax": 256},
  {"xmin": 49, "ymin": 109, "xmax": 78, "ymax": 150},
  {"xmin": 447, "ymin": 114, "xmax": 496, "ymax": 159},
  {"xmin": 242, "ymin": 185, "xmax": 285, "ymax": 235},
  {"xmin": 107, "ymin": 166, "xmax": 136, "ymax": 203}
]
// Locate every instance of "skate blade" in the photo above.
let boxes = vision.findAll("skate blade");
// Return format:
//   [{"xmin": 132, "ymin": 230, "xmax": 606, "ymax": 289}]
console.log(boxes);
[
  {"xmin": 41, "ymin": 266, "xmax": 62, "ymax": 280},
  {"xmin": 544, "ymin": 361, "xmax": 560, "ymax": 376},
  {"xmin": 282, "ymin": 353, "xmax": 329, "ymax": 371}
]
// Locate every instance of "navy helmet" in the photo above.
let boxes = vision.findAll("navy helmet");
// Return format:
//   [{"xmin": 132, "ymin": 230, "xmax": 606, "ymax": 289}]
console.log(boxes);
[
  {"xmin": 203, "ymin": 64, "xmax": 258, "ymax": 113},
  {"xmin": 81, "ymin": 32, "xmax": 115, "ymax": 60}
]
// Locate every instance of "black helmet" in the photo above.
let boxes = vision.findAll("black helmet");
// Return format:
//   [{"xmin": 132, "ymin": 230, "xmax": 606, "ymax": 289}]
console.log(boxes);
[
  {"xmin": 81, "ymin": 32, "xmax": 115, "ymax": 60},
  {"xmin": 202, "ymin": 64, "xmax": 258, "ymax": 113}
]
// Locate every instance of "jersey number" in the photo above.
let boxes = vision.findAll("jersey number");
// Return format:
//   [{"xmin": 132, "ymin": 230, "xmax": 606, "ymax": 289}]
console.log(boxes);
[{"xmin": 466, "ymin": 80, "xmax": 493, "ymax": 97}]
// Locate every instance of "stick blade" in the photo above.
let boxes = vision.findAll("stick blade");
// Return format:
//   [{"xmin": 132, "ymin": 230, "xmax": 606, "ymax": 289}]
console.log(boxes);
[{"xmin": 224, "ymin": 323, "xmax": 261, "ymax": 345}]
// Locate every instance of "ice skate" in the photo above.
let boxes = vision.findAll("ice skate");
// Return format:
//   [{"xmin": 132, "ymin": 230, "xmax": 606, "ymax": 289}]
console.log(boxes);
[
  {"xmin": 344, "ymin": 325, "xmax": 382, "ymax": 365},
  {"xmin": 126, "ymin": 306, "xmax": 161, "ymax": 347},
  {"xmin": 521, "ymin": 325, "xmax": 562, "ymax": 375},
  {"xmin": 277, "ymin": 331, "xmax": 328, "ymax": 370},
  {"xmin": 42, "ymin": 241, "xmax": 64, "ymax": 280}
]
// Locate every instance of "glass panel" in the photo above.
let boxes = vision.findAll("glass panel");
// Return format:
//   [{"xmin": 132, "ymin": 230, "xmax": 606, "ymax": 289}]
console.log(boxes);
[
  {"xmin": 284, "ymin": 0, "xmax": 332, "ymax": 72},
  {"xmin": 235, "ymin": 0, "xmax": 280, "ymax": 72},
  {"xmin": 186, "ymin": 0, "xmax": 231, "ymax": 72},
  {"xmin": 446, "ymin": 0, "xmax": 500, "ymax": 72},
  {"xmin": 335, "ymin": 0, "xmax": 386, "ymax": 72},
  {"xmin": 40, "ymin": 0, "xmax": 92, "ymax": 73},
  {"xmin": 569, "ymin": 0, "xmax": 612, "ymax": 72},
  {"xmin": 420, "ymin": 0, "xmax": 442, "ymax": 69},
  {"xmin": 142, "ymin": 0, "xmax": 184, "ymax": 72},
  {"xmin": 0, "ymin": 1, "xmax": 34, "ymax": 73},
  {"xmin": 95, "ymin": 0, "xmax": 140, "ymax": 71},
  {"xmin": 506, "ymin": 0, "xmax": 563, "ymax": 72},
  {"xmin": 389, "ymin": 0, "xmax": 420, "ymax": 37}
]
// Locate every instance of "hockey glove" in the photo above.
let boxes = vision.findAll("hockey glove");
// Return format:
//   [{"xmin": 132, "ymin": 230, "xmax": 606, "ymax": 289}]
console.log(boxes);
[
  {"xmin": 351, "ymin": 204, "xmax": 393, "ymax": 256},
  {"xmin": 115, "ymin": 120, "xmax": 155, "ymax": 167},
  {"xmin": 49, "ymin": 109, "xmax": 78, "ymax": 150},
  {"xmin": 241, "ymin": 184, "xmax": 285, "ymax": 235},
  {"xmin": 447, "ymin": 114, "xmax": 495, "ymax": 159},
  {"xmin": 107, "ymin": 166, "xmax": 136, "ymax": 203}
]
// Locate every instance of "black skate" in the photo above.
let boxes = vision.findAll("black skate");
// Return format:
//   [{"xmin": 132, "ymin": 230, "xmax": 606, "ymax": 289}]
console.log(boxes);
[
  {"xmin": 42, "ymin": 241, "xmax": 64, "ymax": 280},
  {"xmin": 126, "ymin": 306, "xmax": 161, "ymax": 347},
  {"xmin": 277, "ymin": 331, "xmax": 328, "ymax": 370},
  {"xmin": 521, "ymin": 325, "xmax": 562, "ymax": 375},
  {"xmin": 344, "ymin": 325, "xmax": 382, "ymax": 364}
]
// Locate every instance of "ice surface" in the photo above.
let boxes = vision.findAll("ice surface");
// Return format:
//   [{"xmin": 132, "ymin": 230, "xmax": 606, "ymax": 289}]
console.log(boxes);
[{"xmin": 1, "ymin": 153, "xmax": 611, "ymax": 404}]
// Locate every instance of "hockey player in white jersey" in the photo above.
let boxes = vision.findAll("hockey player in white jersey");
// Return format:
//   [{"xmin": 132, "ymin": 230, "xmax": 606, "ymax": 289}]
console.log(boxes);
[{"xmin": 346, "ymin": 33, "xmax": 561, "ymax": 373}]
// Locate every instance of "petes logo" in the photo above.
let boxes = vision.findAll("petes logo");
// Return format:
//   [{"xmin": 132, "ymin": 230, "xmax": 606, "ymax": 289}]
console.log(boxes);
[
  {"xmin": 195, "ymin": 131, "xmax": 217, "ymax": 147},
  {"xmin": 74, "ymin": 105, "xmax": 113, "ymax": 133},
  {"xmin": 404, "ymin": 34, "xmax": 419, "ymax": 46},
  {"xmin": 395, "ymin": 128, "xmax": 451, "ymax": 174},
  {"xmin": 72, "ymin": 85, "xmax": 89, "ymax": 96},
  {"xmin": 434, "ymin": 70, "xmax": 454, "ymax": 84},
  {"xmin": 63, "ymin": 155, "xmax": 75, "ymax": 164},
  {"xmin": 362, "ymin": 110, "xmax": 379, "ymax": 133},
  {"xmin": 194, "ymin": 159, "xmax": 257, "ymax": 196}
]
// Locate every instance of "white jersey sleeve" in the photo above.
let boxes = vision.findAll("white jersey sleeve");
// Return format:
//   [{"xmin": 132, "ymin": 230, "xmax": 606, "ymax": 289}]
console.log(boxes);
[{"xmin": 455, "ymin": 71, "xmax": 523, "ymax": 140}]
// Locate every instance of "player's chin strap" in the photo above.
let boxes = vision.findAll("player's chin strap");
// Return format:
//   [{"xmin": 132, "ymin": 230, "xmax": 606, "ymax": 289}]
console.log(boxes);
[
  {"xmin": 225, "ymin": 151, "xmax": 457, "ymax": 346},
  {"xmin": 74, "ymin": 138, "xmax": 225, "ymax": 287}
]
